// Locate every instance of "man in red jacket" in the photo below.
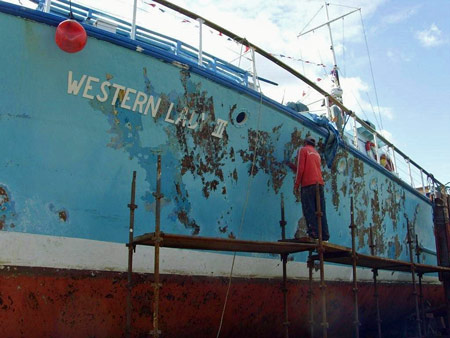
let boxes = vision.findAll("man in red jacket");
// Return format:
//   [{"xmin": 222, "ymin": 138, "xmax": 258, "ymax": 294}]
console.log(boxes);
[{"xmin": 294, "ymin": 136, "xmax": 329, "ymax": 241}]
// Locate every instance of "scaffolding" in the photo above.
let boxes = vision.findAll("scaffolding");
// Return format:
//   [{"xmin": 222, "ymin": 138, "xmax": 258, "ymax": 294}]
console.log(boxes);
[{"xmin": 125, "ymin": 158, "xmax": 450, "ymax": 337}]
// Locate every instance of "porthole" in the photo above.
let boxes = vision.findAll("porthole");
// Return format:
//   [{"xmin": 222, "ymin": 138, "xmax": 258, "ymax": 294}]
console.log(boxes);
[
  {"xmin": 236, "ymin": 111, "xmax": 247, "ymax": 124},
  {"xmin": 231, "ymin": 108, "xmax": 249, "ymax": 127}
]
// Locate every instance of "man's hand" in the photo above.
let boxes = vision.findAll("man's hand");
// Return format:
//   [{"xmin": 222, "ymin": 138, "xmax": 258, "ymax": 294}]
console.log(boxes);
[{"xmin": 293, "ymin": 185, "xmax": 301, "ymax": 202}]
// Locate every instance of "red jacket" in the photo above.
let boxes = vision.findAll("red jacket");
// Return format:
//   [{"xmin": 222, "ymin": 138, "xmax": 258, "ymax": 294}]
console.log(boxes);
[{"xmin": 294, "ymin": 145, "xmax": 324, "ymax": 188}]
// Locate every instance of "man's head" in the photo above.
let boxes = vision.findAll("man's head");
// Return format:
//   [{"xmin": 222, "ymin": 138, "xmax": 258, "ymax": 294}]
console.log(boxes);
[{"xmin": 305, "ymin": 136, "xmax": 316, "ymax": 147}]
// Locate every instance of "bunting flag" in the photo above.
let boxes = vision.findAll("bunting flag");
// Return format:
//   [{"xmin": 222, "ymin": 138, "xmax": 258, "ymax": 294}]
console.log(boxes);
[{"xmin": 272, "ymin": 54, "xmax": 327, "ymax": 68}]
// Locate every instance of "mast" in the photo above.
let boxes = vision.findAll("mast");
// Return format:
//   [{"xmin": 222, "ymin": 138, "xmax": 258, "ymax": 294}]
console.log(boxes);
[
  {"xmin": 298, "ymin": 4, "xmax": 360, "ymax": 105},
  {"xmin": 325, "ymin": 2, "xmax": 340, "ymax": 88}
]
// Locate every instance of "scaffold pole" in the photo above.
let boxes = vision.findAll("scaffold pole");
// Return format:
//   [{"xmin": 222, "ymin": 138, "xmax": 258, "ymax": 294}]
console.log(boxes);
[
  {"xmin": 407, "ymin": 219, "xmax": 422, "ymax": 337},
  {"xmin": 126, "ymin": 171, "xmax": 138, "ymax": 338},
  {"xmin": 349, "ymin": 197, "xmax": 360, "ymax": 338},
  {"xmin": 151, "ymin": 155, "xmax": 163, "ymax": 337},
  {"xmin": 369, "ymin": 225, "xmax": 382, "ymax": 338},
  {"xmin": 308, "ymin": 250, "xmax": 314, "ymax": 338},
  {"xmin": 279, "ymin": 193, "xmax": 290, "ymax": 338},
  {"xmin": 315, "ymin": 183, "xmax": 328, "ymax": 338}
]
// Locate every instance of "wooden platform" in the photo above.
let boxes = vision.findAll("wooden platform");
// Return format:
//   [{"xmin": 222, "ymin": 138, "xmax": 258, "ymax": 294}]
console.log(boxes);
[
  {"xmin": 132, "ymin": 232, "xmax": 450, "ymax": 274},
  {"xmin": 133, "ymin": 232, "xmax": 317, "ymax": 254}
]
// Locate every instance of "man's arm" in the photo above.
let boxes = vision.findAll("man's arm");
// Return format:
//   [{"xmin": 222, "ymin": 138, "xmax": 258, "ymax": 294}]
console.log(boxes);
[{"xmin": 294, "ymin": 148, "xmax": 306, "ymax": 190}]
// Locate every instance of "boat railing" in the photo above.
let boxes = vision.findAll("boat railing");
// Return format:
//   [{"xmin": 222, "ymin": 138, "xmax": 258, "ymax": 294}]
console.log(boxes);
[
  {"xmin": 345, "ymin": 113, "xmax": 437, "ymax": 196},
  {"xmin": 33, "ymin": 0, "xmax": 250, "ymax": 86},
  {"xmin": 30, "ymin": 0, "xmax": 443, "ymax": 196}
]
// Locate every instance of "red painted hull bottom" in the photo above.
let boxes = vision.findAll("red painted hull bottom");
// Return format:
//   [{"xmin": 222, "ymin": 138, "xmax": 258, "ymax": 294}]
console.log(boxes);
[{"xmin": 0, "ymin": 266, "xmax": 445, "ymax": 338}]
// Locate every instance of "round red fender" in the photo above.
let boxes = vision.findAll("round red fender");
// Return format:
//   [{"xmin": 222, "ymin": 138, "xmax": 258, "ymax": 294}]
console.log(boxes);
[
  {"xmin": 365, "ymin": 141, "xmax": 374, "ymax": 152},
  {"xmin": 365, "ymin": 141, "xmax": 377, "ymax": 160},
  {"xmin": 55, "ymin": 19, "xmax": 87, "ymax": 53}
]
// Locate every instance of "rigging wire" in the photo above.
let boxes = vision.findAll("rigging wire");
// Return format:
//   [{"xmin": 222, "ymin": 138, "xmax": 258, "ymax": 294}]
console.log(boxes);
[
  {"xmin": 342, "ymin": 16, "xmax": 346, "ymax": 77},
  {"xmin": 327, "ymin": 2, "xmax": 360, "ymax": 10},
  {"xmin": 365, "ymin": 92, "xmax": 381, "ymax": 129},
  {"xmin": 216, "ymin": 56, "xmax": 265, "ymax": 338},
  {"xmin": 298, "ymin": 5, "xmax": 324, "ymax": 36},
  {"xmin": 359, "ymin": 10, "xmax": 384, "ymax": 131},
  {"xmin": 351, "ymin": 91, "xmax": 371, "ymax": 123}
]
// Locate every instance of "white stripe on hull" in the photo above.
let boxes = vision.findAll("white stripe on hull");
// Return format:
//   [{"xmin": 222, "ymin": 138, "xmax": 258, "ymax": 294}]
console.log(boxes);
[{"xmin": 0, "ymin": 231, "xmax": 440, "ymax": 284}]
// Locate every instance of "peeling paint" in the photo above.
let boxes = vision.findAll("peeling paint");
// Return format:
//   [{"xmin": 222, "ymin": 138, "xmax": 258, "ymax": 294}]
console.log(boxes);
[
  {"xmin": 0, "ymin": 186, "xmax": 16, "ymax": 231},
  {"xmin": 294, "ymin": 217, "xmax": 308, "ymax": 238},
  {"xmin": 176, "ymin": 210, "xmax": 200, "ymax": 235},
  {"xmin": 58, "ymin": 211, "xmax": 68, "ymax": 223}
]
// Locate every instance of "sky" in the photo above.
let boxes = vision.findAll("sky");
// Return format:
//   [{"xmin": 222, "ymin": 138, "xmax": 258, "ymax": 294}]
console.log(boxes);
[{"xmin": 11, "ymin": 0, "xmax": 450, "ymax": 187}]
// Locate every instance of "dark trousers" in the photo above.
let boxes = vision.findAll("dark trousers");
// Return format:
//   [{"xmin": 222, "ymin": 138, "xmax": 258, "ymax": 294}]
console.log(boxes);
[{"xmin": 301, "ymin": 184, "xmax": 329, "ymax": 240}]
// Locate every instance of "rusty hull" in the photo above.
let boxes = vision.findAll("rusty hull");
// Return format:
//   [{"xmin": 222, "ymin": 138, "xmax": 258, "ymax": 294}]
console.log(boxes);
[{"xmin": 0, "ymin": 266, "xmax": 444, "ymax": 338}]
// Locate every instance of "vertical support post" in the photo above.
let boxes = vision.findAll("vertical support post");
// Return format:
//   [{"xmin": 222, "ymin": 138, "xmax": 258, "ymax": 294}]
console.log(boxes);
[
  {"xmin": 353, "ymin": 116, "xmax": 358, "ymax": 149},
  {"xmin": 197, "ymin": 18, "xmax": 204, "ymax": 66},
  {"xmin": 407, "ymin": 159, "xmax": 414, "ymax": 187},
  {"xmin": 415, "ymin": 235, "xmax": 426, "ymax": 336},
  {"xmin": 429, "ymin": 176, "xmax": 436, "ymax": 196},
  {"xmin": 350, "ymin": 198, "xmax": 360, "ymax": 338},
  {"xmin": 391, "ymin": 147, "xmax": 398, "ymax": 175},
  {"xmin": 151, "ymin": 155, "xmax": 163, "ymax": 337},
  {"xmin": 131, "ymin": 0, "xmax": 138, "ymax": 40},
  {"xmin": 369, "ymin": 225, "xmax": 382, "ymax": 338},
  {"xmin": 126, "ymin": 171, "xmax": 138, "ymax": 338},
  {"xmin": 279, "ymin": 193, "xmax": 289, "ymax": 338},
  {"xmin": 43, "ymin": 0, "xmax": 51, "ymax": 13},
  {"xmin": 308, "ymin": 250, "xmax": 315, "ymax": 338},
  {"xmin": 373, "ymin": 133, "xmax": 380, "ymax": 164},
  {"xmin": 325, "ymin": 96, "xmax": 332, "ymax": 121},
  {"xmin": 420, "ymin": 169, "xmax": 426, "ymax": 195},
  {"xmin": 315, "ymin": 184, "xmax": 328, "ymax": 338},
  {"xmin": 324, "ymin": 2, "xmax": 339, "ymax": 83},
  {"xmin": 251, "ymin": 47, "xmax": 258, "ymax": 91},
  {"xmin": 407, "ymin": 219, "xmax": 422, "ymax": 338}
]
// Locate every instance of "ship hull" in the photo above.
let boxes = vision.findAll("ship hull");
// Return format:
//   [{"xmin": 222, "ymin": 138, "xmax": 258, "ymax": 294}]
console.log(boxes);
[
  {"xmin": 0, "ymin": 232, "xmax": 444, "ymax": 337},
  {"xmin": 0, "ymin": 265, "xmax": 444, "ymax": 338},
  {"xmin": 0, "ymin": 2, "xmax": 445, "ymax": 337}
]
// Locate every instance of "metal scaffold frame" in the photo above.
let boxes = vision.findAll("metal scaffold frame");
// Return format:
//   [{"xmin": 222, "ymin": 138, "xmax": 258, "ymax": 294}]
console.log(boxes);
[{"xmin": 125, "ymin": 160, "xmax": 450, "ymax": 337}]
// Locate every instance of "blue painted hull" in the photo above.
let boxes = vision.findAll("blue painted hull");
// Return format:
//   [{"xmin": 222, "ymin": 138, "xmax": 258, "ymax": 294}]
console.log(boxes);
[
  {"xmin": 0, "ymin": 2, "xmax": 445, "ymax": 337},
  {"xmin": 0, "ymin": 2, "xmax": 437, "ymax": 265}
]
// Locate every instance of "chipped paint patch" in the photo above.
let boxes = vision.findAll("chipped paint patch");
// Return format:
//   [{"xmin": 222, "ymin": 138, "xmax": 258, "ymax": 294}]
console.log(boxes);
[
  {"xmin": 0, "ymin": 185, "xmax": 16, "ymax": 230},
  {"xmin": 176, "ymin": 210, "xmax": 200, "ymax": 235},
  {"xmin": 48, "ymin": 204, "xmax": 69, "ymax": 223},
  {"xmin": 239, "ymin": 127, "xmax": 288, "ymax": 193},
  {"xmin": 388, "ymin": 234, "xmax": 403, "ymax": 259},
  {"xmin": 294, "ymin": 217, "xmax": 308, "ymax": 238}
]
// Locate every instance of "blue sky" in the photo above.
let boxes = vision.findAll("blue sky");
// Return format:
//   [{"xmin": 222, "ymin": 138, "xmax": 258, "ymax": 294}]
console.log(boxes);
[
  {"xmin": 14, "ymin": 0, "xmax": 450, "ymax": 186},
  {"xmin": 360, "ymin": 0, "xmax": 450, "ymax": 185}
]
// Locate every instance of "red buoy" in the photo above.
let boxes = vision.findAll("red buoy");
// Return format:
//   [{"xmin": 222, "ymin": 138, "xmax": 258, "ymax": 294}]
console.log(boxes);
[{"xmin": 55, "ymin": 19, "xmax": 87, "ymax": 53}]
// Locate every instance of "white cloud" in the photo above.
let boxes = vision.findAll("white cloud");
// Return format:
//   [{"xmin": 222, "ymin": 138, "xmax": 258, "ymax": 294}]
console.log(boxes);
[
  {"xmin": 382, "ymin": 5, "xmax": 420, "ymax": 25},
  {"xmin": 416, "ymin": 24, "xmax": 446, "ymax": 47},
  {"xmin": 386, "ymin": 49, "xmax": 411, "ymax": 63}
]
